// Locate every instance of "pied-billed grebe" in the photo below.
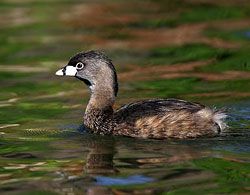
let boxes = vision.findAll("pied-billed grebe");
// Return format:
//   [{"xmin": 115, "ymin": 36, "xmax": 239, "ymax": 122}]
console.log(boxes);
[{"xmin": 55, "ymin": 50, "xmax": 227, "ymax": 139}]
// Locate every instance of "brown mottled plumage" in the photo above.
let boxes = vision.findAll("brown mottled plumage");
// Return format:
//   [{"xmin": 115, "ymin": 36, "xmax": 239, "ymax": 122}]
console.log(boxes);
[
  {"xmin": 114, "ymin": 99, "xmax": 221, "ymax": 139},
  {"xmin": 56, "ymin": 50, "xmax": 227, "ymax": 139}
]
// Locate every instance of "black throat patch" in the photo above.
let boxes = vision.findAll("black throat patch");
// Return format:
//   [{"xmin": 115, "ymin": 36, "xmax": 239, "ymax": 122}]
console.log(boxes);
[{"xmin": 76, "ymin": 76, "xmax": 92, "ymax": 87}]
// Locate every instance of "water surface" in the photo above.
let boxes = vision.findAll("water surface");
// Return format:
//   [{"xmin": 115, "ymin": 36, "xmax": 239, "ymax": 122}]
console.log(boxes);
[{"xmin": 0, "ymin": 0, "xmax": 250, "ymax": 194}]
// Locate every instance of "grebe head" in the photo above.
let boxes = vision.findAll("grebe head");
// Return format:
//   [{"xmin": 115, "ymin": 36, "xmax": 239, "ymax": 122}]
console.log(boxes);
[{"xmin": 55, "ymin": 50, "xmax": 118, "ymax": 96}]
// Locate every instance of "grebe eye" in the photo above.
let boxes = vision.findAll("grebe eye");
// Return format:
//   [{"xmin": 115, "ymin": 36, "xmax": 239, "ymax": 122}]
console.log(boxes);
[{"xmin": 76, "ymin": 62, "xmax": 84, "ymax": 70}]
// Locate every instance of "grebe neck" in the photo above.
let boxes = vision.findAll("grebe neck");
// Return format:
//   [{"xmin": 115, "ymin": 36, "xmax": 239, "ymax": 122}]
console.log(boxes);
[{"xmin": 84, "ymin": 83, "xmax": 116, "ymax": 134}]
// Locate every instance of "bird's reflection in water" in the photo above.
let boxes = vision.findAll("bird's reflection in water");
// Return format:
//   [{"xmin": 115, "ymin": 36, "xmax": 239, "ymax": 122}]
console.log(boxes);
[
  {"xmin": 59, "ymin": 134, "xmax": 116, "ymax": 195},
  {"xmin": 86, "ymin": 186, "xmax": 113, "ymax": 195},
  {"xmin": 51, "ymin": 132, "xmax": 213, "ymax": 195},
  {"xmin": 84, "ymin": 135, "xmax": 117, "ymax": 175}
]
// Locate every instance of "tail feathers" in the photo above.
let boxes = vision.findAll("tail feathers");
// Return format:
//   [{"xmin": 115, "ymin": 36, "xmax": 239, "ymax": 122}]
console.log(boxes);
[
  {"xmin": 213, "ymin": 110, "xmax": 228, "ymax": 131},
  {"xmin": 197, "ymin": 107, "xmax": 228, "ymax": 132}
]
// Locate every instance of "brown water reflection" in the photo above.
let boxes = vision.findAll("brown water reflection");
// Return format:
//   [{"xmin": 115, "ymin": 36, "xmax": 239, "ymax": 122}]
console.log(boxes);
[{"xmin": 40, "ymin": 134, "xmax": 214, "ymax": 194}]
